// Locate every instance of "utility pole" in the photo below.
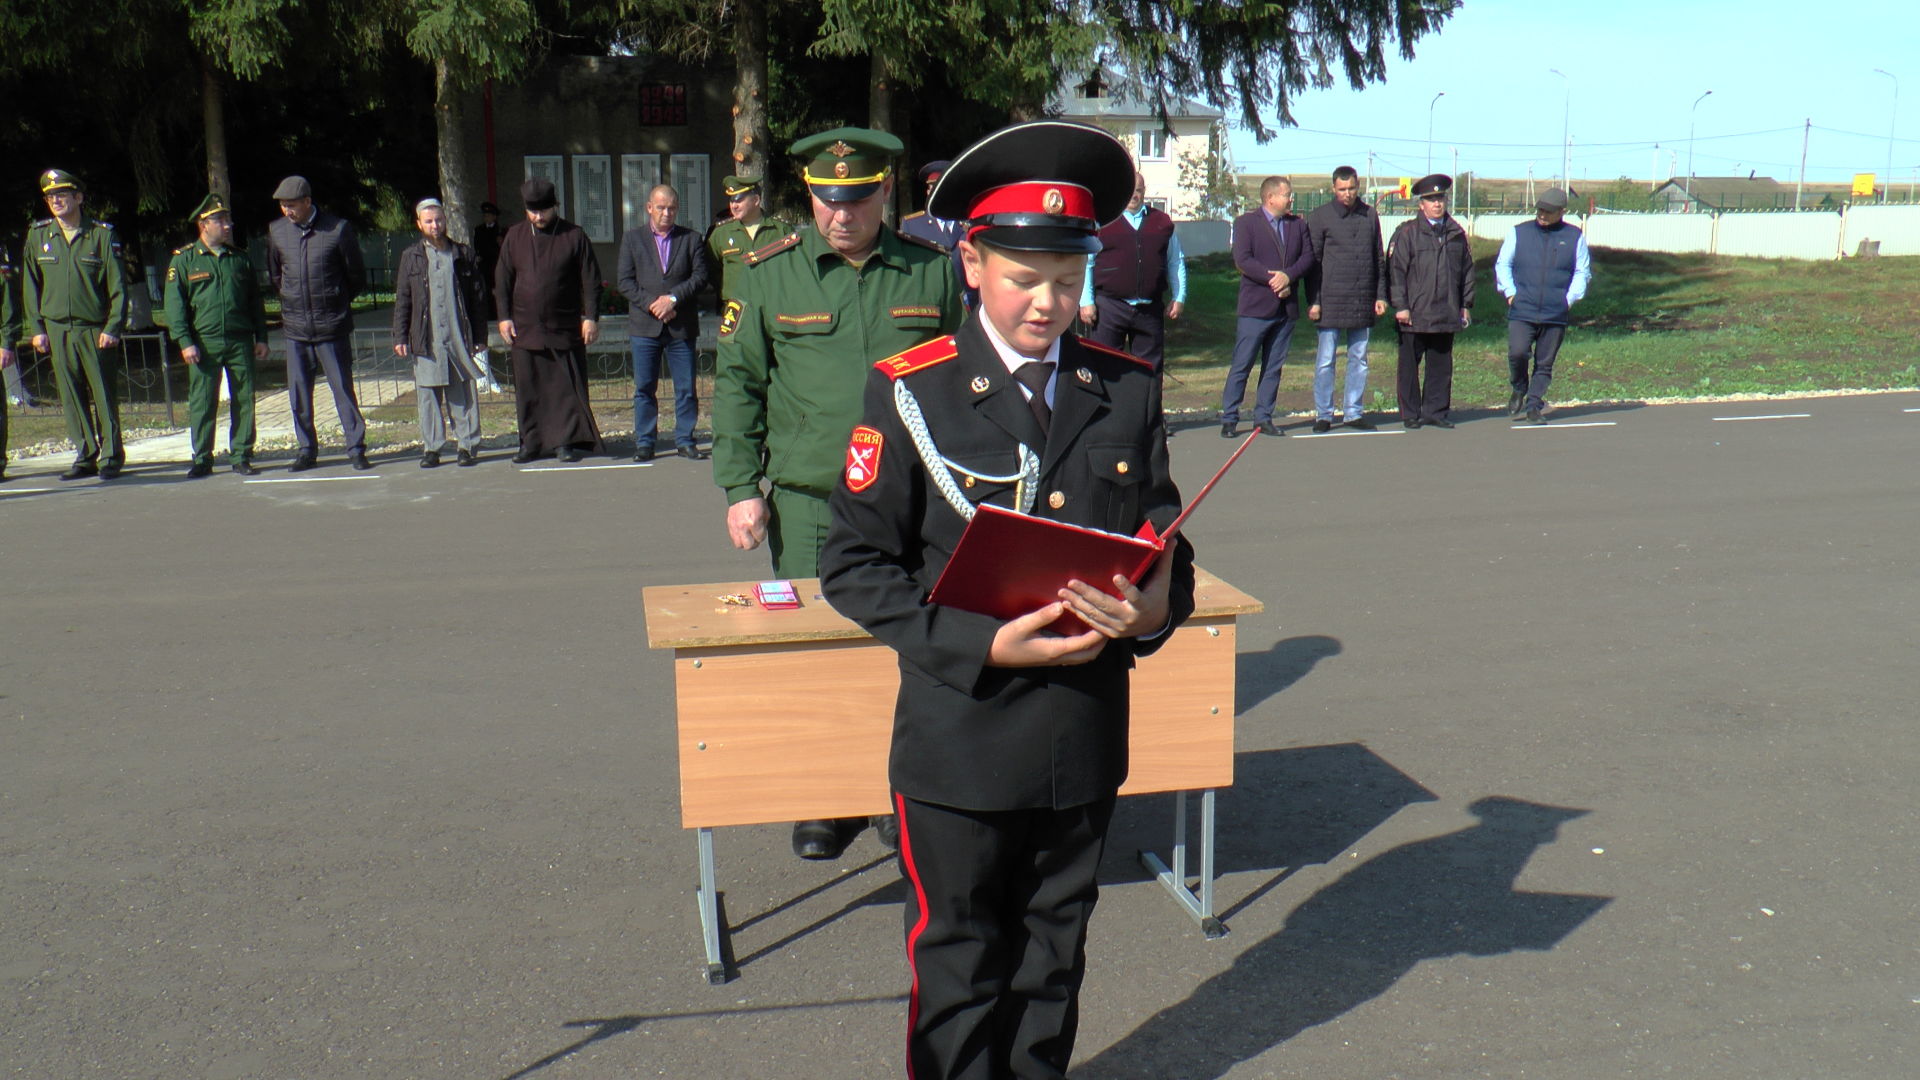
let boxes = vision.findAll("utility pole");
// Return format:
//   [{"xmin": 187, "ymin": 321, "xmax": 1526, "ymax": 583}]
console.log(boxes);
[
  {"xmin": 1874, "ymin": 69, "xmax": 1898, "ymax": 204},
  {"xmin": 1651, "ymin": 143, "xmax": 1661, "ymax": 192},
  {"xmin": 1795, "ymin": 119, "xmax": 1810, "ymax": 211},
  {"xmin": 1550, "ymin": 68, "xmax": 1570, "ymax": 187},
  {"xmin": 1686, "ymin": 89, "xmax": 1713, "ymax": 206},
  {"xmin": 1367, "ymin": 150, "xmax": 1375, "ymax": 197}
]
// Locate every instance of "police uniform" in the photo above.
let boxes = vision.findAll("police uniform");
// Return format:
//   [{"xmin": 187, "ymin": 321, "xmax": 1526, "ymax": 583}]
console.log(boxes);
[
  {"xmin": 22, "ymin": 169, "xmax": 128, "ymax": 479},
  {"xmin": 162, "ymin": 193, "xmax": 268, "ymax": 475},
  {"xmin": 703, "ymin": 175, "xmax": 792, "ymax": 311},
  {"xmin": 818, "ymin": 121, "xmax": 1197, "ymax": 1080},
  {"xmin": 1387, "ymin": 173, "xmax": 1475, "ymax": 428}
]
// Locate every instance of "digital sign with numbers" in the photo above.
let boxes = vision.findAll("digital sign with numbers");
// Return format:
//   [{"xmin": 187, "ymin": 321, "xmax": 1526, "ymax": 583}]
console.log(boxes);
[{"xmin": 639, "ymin": 84, "xmax": 688, "ymax": 127}]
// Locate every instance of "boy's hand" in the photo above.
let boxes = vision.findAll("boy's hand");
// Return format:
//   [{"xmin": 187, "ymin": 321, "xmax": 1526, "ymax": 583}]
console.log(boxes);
[
  {"xmin": 1060, "ymin": 541, "xmax": 1176, "ymax": 640},
  {"xmin": 988, "ymin": 603, "xmax": 1107, "ymax": 668}
]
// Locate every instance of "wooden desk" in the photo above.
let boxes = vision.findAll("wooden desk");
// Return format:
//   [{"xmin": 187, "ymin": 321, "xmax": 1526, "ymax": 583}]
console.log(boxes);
[{"xmin": 644, "ymin": 569, "xmax": 1261, "ymax": 983}]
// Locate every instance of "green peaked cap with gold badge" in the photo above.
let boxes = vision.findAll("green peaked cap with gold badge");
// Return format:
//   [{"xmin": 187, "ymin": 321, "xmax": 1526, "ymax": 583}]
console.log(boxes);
[
  {"xmin": 189, "ymin": 192, "xmax": 232, "ymax": 222},
  {"xmin": 790, "ymin": 126, "xmax": 902, "ymax": 203},
  {"xmin": 39, "ymin": 168, "xmax": 83, "ymax": 195}
]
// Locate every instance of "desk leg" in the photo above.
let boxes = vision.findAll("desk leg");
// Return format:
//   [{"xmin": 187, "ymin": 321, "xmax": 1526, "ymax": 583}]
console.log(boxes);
[
  {"xmin": 695, "ymin": 827, "xmax": 728, "ymax": 984},
  {"xmin": 1137, "ymin": 790, "xmax": 1228, "ymax": 939}
]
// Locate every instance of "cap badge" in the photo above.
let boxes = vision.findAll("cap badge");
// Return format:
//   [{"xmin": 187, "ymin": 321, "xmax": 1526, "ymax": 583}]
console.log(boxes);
[
  {"xmin": 827, "ymin": 140, "xmax": 856, "ymax": 158},
  {"xmin": 834, "ymin": 161, "xmax": 850, "ymax": 179},
  {"xmin": 1043, "ymin": 188, "xmax": 1065, "ymax": 215},
  {"xmin": 1075, "ymin": 367, "xmax": 1092, "ymax": 383},
  {"xmin": 970, "ymin": 375, "xmax": 991, "ymax": 393}
]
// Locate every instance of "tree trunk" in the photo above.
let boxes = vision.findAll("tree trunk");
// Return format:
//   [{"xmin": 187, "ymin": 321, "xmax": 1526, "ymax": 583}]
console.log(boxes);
[
  {"xmin": 731, "ymin": 0, "xmax": 771, "ymax": 209},
  {"xmin": 869, "ymin": 50, "xmax": 897, "ymax": 224},
  {"xmin": 434, "ymin": 57, "xmax": 474, "ymax": 243},
  {"xmin": 201, "ymin": 55, "xmax": 230, "ymax": 200}
]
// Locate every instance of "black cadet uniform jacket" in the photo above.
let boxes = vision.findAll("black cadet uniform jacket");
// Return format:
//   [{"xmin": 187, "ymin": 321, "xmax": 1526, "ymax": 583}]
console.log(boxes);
[{"xmin": 820, "ymin": 315, "xmax": 1197, "ymax": 812}]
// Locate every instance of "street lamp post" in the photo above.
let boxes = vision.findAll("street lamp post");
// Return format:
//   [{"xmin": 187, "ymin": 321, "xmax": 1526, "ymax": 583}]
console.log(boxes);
[
  {"xmin": 1428, "ymin": 91, "xmax": 1445, "ymax": 172},
  {"xmin": 1550, "ymin": 68, "xmax": 1570, "ymax": 187},
  {"xmin": 1685, "ymin": 89, "xmax": 1714, "ymax": 206},
  {"xmin": 1874, "ymin": 69, "xmax": 1898, "ymax": 205}
]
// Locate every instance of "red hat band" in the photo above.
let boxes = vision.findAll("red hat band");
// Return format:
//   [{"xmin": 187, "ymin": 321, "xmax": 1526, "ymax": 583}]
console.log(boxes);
[{"xmin": 966, "ymin": 181, "xmax": 1096, "ymax": 223}]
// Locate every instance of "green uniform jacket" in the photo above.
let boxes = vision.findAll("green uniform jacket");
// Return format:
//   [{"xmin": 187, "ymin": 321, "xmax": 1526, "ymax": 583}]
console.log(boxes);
[
  {"xmin": 162, "ymin": 241, "xmax": 269, "ymax": 351},
  {"xmin": 22, "ymin": 218, "xmax": 127, "ymax": 334},
  {"xmin": 705, "ymin": 216, "xmax": 793, "ymax": 304},
  {"xmin": 712, "ymin": 225, "xmax": 961, "ymax": 503}
]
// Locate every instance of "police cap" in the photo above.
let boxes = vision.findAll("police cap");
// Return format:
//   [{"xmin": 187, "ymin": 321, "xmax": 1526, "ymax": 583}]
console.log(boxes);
[
  {"xmin": 791, "ymin": 126, "xmax": 901, "ymax": 203},
  {"xmin": 926, "ymin": 121, "xmax": 1134, "ymax": 255},
  {"xmin": 1412, "ymin": 173, "xmax": 1453, "ymax": 199}
]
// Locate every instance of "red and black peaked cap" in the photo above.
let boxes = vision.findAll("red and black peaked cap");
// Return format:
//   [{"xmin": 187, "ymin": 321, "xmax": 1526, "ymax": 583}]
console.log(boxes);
[{"xmin": 928, "ymin": 121, "xmax": 1135, "ymax": 255}]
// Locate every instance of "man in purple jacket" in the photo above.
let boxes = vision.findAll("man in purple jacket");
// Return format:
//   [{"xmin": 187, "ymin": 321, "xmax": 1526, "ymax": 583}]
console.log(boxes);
[{"xmin": 1221, "ymin": 176, "xmax": 1313, "ymax": 437}]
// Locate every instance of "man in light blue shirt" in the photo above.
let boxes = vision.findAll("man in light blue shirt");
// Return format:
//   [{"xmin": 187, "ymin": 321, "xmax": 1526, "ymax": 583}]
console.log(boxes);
[
  {"xmin": 1079, "ymin": 172, "xmax": 1185, "ymax": 372},
  {"xmin": 1494, "ymin": 187, "xmax": 1592, "ymax": 424}
]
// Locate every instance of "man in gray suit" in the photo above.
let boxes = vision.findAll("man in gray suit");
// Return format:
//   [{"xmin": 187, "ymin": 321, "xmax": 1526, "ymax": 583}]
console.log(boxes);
[{"xmin": 616, "ymin": 184, "xmax": 711, "ymax": 462}]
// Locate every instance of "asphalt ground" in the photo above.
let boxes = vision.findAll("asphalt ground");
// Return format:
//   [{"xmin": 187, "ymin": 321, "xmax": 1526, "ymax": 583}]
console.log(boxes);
[{"xmin": 4, "ymin": 392, "xmax": 1918, "ymax": 1079}]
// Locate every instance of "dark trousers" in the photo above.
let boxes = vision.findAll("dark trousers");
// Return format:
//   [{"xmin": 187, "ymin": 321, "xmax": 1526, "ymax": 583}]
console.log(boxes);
[
  {"xmin": 630, "ymin": 331, "xmax": 698, "ymax": 450},
  {"xmin": 1219, "ymin": 314, "xmax": 1296, "ymax": 424},
  {"xmin": 1088, "ymin": 295, "xmax": 1165, "ymax": 370},
  {"xmin": 286, "ymin": 334, "xmax": 365, "ymax": 454},
  {"xmin": 46, "ymin": 322, "xmax": 123, "ymax": 467},
  {"xmin": 509, "ymin": 345, "xmax": 604, "ymax": 456},
  {"xmin": 1396, "ymin": 330, "xmax": 1455, "ymax": 423},
  {"xmin": 895, "ymin": 792, "xmax": 1115, "ymax": 1080},
  {"xmin": 1507, "ymin": 321, "xmax": 1566, "ymax": 410}
]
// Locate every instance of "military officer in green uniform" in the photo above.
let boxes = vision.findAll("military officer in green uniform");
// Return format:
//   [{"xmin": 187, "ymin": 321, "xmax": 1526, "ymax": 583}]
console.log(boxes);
[
  {"xmin": 163, "ymin": 193, "xmax": 269, "ymax": 477},
  {"xmin": 704, "ymin": 174, "xmax": 791, "ymax": 313},
  {"xmin": 23, "ymin": 168, "xmax": 128, "ymax": 481},
  {"xmin": 711, "ymin": 127, "xmax": 962, "ymax": 861}
]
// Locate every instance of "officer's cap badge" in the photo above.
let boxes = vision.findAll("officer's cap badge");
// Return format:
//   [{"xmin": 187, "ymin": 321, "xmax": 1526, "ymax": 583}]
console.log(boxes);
[
  {"xmin": 1043, "ymin": 188, "xmax": 1065, "ymax": 215},
  {"xmin": 970, "ymin": 376, "xmax": 991, "ymax": 393},
  {"xmin": 827, "ymin": 140, "xmax": 856, "ymax": 158}
]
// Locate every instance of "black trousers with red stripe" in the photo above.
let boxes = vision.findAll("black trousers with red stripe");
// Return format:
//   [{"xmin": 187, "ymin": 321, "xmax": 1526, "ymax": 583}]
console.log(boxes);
[{"xmin": 894, "ymin": 792, "xmax": 1117, "ymax": 1080}]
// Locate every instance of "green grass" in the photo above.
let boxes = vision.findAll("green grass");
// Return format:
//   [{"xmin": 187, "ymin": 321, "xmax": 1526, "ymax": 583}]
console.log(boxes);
[{"xmin": 1164, "ymin": 245, "xmax": 1920, "ymax": 419}]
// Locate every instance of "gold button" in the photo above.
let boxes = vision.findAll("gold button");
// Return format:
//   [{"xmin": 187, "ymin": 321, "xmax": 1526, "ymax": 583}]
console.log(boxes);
[
  {"xmin": 964, "ymin": 475, "xmax": 976, "ymax": 488},
  {"xmin": 1116, "ymin": 461, "xmax": 1130, "ymax": 475},
  {"xmin": 1049, "ymin": 491, "xmax": 1066, "ymax": 509}
]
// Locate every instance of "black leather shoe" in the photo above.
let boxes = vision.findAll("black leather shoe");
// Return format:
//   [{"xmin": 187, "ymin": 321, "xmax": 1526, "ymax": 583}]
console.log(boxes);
[
  {"xmin": 1403, "ymin": 417, "xmax": 1421, "ymax": 430},
  {"xmin": 99, "ymin": 463, "xmax": 123, "ymax": 480},
  {"xmin": 186, "ymin": 462, "xmax": 214, "ymax": 479},
  {"xmin": 420, "ymin": 451, "xmax": 441, "ymax": 469},
  {"xmin": 232, "ymin": 460, "xmax": 260, "ymax": 476},
  {"xmin": 349, "ymin": 449, "xmax": 372, "ymax": 470},
  {"xmin": 1508, "ymin": 392, "xmax": 1526, "ymax": 419},
  {"xmin": 792, "ymin": 820, "xmax": 851, "ymax": 861},
  {"xmin": 634, "ymin": 446, "xmax": 655, "ymax": 463},
  {"xmin": 60, "ymin": 464, "xmax": 99, "ymax": 481},
  {"xmin": 1257, "ymin": 421, "xmax": 1284, "ymax": 437},
  {"xmin": 290, "ymin": 454, "xmax": 317, "ymax": 472},
  {"xmin": 677, "ymin": 444, "xmax": 710, "ymax": 460},
  {"xmin": 1345, "ymin": 416, "xmax": 1377, "ymax": 430},
  {"xmin": 872, "ymin": 814, "xmax": 900, "ymax": 851},
  {"xmin": 1220, "ymin": 422, "xmax": 1238, "ymax": 439},
  {"xmin": 512, "ymin": 448, "xmax": 539, "ymax": 464},
  {"xmin": 1311, "ymin": 418, "xmax": 1332, "ymax": 434},
  {"xmin": 1426, "ymin": 417, "xmax": 1456, "ymax": 429},
  {"xmin": 456, "ymin": 449, "xmax": 477, "ymax": 467},
  {"xmin": 1528, "ymin": 407, "xmax": 1546, "ymax": 424},
  {"xmin": 559, "ymin": 447, "xmax": 584, "ymax": 463}
]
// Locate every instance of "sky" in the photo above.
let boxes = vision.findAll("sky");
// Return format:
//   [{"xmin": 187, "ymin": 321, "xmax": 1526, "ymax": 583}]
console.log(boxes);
[{"xmin": 1226, "ymin": 0, "xmax": 1915, "ymax": 189}]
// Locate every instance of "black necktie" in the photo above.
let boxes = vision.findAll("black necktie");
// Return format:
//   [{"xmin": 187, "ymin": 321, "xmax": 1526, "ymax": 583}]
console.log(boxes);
[{"xmin": 1013, "ymin": 361, "xmax": 1054, "ymax": 435}]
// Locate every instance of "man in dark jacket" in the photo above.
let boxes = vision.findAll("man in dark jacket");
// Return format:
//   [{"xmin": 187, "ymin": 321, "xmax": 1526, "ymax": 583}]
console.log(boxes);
[
  {"xmin": 1494, "ymin": 187, "xmax": 1592, "ymax": 424},
  {"xmin": 1221, "ymin": 176, "xmax": 1312, "ymax": 437},
  {"xmin": 1387, "ymin": 174, "xmax": 1475, "ymax": 429},
  {"xmin": 616, "ymin": 183, "xmax": 710, "ymax": 461},
  {"xmin": 1304, "ymin": 166, "xmax": 1389, "ymax": 432},
  {"xmin": 496, "ymin": 177, "xmax": 605, "ymax": 463},
  {"xmin": 393, "ymin": 199, "xmax": 489, "ymax": 467},
  {"xmin": 268, "ymin": 176, "xmax": 368, "ymax": 470}
]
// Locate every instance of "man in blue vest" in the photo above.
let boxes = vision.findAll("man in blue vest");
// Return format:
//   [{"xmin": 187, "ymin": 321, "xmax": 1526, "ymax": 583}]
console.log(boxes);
[
  {"xmin": 1494, "ymin": 187, "xmax": 1591, "ymax": 424},
  {"xmin": 1079, "ymin": 171, "xmax": 1184, "ymax": 370}
]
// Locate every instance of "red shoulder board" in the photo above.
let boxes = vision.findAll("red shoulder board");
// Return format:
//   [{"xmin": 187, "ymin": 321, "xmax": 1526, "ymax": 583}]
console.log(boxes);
[
  {"xmin": 743, "ymin": 233, "xmax": 800, "ymax": 265},
  {"xmin": 1079, "ymin": 337, "xmax": 1154, "ymax": 370},
  {"xmin": 874, "ymin": 336, "xmax": 959, "ymax": 380}
]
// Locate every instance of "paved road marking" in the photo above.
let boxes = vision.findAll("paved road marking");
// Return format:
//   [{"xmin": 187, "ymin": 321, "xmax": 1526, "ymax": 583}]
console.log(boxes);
[
  {"xmin": 520, "ymin": 463, "xmax": 652, "ymax": 472},
  {"xmin": 1903, "ymin": 408, "xmax": 1920, "ymax": 413},
  {"xmin": 1712, "ymin": 413, "xmax": 1811, "ymax": 422},
  {"xmin": 0, "ymin": 487, "xmax": 59, "ymax": 495},
  {"xmin": 243, "ymin": 475, "xmax": 386, "ymax": 484},
  {"xmin": 1510, "ymin": 421, "xmax": 1618, "ymax": 429}
]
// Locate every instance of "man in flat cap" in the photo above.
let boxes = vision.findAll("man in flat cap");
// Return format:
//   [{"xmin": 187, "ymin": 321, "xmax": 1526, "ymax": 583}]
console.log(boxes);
[
  {"xmin": 163, "ymin": 193, "xmax": 269, "ymax": 477},
  {"xmin": 1387, "ymin": 173, "xmax": 1475, "ymax": 429},
  {"xmin": 268, "ymin": 175, "xmax": 370, "ymax": 470},
  {"xmin": 496, "ymin": 176, "xmax": 604, "ymax": 462},
  {"xmin": 23, "ymin": 168, "xmax": 129, "ymax": 480},
  {"xmin": 711, "ymin": 125, "xmax": 961, "ymax": 861},
  {"xmin": 704, "ymin": 175, "xmax": 790, "ymax": 315},
  {"xmin": 1495, "ymin": 187, "xmax": 1591, "ymax": 424},
  {"xmin": 819, "ymin": 119, "xmax": 1194, "ymax": 1080}
]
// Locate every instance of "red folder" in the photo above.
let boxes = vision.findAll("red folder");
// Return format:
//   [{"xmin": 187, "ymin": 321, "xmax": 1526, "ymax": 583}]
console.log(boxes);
[{"xmin": 928, "ymin": 430, "xmax": 1260, "ymax": 632}]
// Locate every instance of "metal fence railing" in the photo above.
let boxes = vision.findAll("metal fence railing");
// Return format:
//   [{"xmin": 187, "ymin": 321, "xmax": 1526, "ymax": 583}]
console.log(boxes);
[{"xmin": 6, "ymin": 331, "xmax": 180, "ymax": 426}]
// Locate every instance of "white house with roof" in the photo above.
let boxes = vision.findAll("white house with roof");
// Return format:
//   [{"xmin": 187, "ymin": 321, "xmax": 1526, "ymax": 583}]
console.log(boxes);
[{"xmin": 1051, "ymin": 66, "xmax": 1228, "ymax": 220}]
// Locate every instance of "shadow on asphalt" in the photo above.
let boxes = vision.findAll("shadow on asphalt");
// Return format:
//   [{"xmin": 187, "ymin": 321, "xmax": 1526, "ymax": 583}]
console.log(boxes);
[
  {"xmin": 1080, "ymin": 796, "xmax": 1611, "ymax": 1080},
  {"xmin": 1235, "ymin": 634, "xmax": 1343, "ymax": 716}
]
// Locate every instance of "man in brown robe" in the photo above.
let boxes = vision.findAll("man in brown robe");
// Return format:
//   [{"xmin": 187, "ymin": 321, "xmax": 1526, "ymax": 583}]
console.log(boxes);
[{"xmin": 495, "ymin": 177, "xmax": 605, "ymax": 462}]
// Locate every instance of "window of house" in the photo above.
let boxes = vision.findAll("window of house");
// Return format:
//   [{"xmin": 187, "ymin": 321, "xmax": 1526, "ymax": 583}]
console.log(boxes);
[
  {"xmin": 1136, "ymin": 125, "xmax": 1168, "ymax": 161},
  {"xmin": 1146, "ymin": 197, "xmax": 1169, "ymax": 213},
  {"xmin": 670, "ymin": 154, "xmax": 712, "ymax": 233},
  {"xmin": 622, "ymin": 154, "xmax": 663, "ymax": 235},
  {"xmin": 571, "ymin": 155, "xmax": 614, "ymax": 243},
  {"xmin": 523, "ymin": 155, "xmax": 565, "ymax": 217}
]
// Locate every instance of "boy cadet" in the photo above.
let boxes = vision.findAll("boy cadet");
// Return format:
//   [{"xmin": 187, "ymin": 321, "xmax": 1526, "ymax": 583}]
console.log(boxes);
[
  {"xmin": 819, "ymin": 121, "xmax": 1197, "ymax": 1080},
  {"xmin": 163, "ymin": 194, "xmax": 269, "ymax": 477},
  {"xmin": 23, "ymin": 168, "xmax": 129, "ymax": 480}
]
